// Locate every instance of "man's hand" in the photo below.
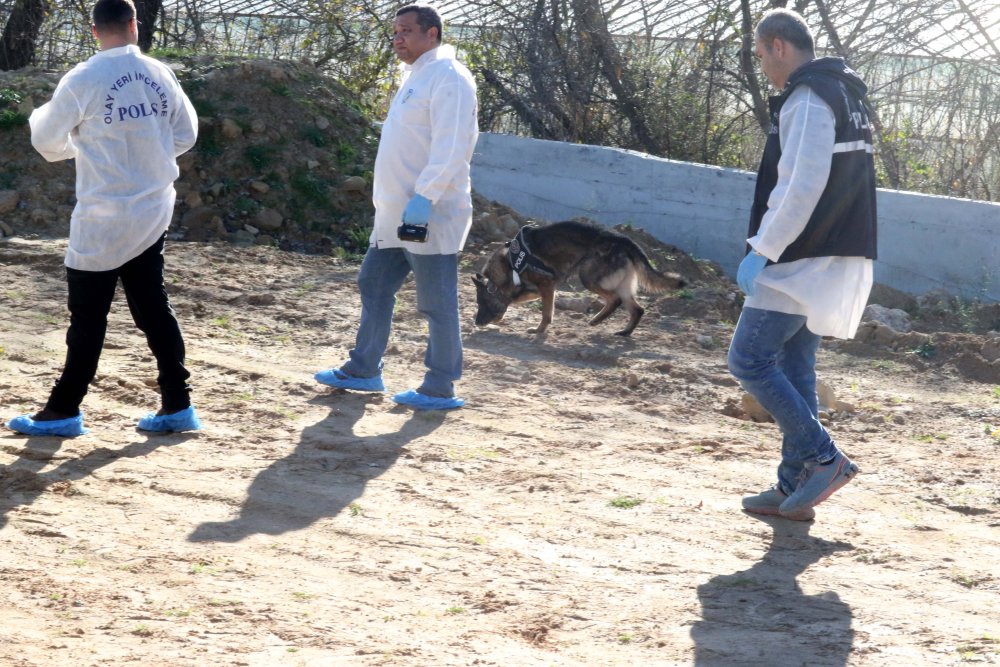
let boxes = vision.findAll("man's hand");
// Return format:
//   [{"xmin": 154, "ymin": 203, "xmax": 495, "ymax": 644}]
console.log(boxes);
[
  {"xmin": 402, "ymin": 194, "xmax": 432, "ymax": 226},
  {"xmin": 398, "ymin": 194, "xmax": 432, "ymax": 242},
  {"xmin": 737, "ymin": 252, "xmax": 769, "ymax": 296}
]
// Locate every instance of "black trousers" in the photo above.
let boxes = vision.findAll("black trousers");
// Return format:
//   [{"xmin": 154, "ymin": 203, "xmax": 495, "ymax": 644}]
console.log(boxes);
[{"xmin": 45, "ymin": 235, "xmax": 192, "ymax": 415}]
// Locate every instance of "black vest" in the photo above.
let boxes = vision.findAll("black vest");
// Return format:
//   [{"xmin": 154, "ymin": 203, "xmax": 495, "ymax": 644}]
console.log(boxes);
[{"xmin": 748, "ymin": 58, "xmax": 878, "ymax": 263}]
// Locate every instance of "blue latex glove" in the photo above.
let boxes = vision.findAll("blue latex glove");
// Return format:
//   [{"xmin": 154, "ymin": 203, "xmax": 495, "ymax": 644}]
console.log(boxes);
[
  {"xmin": 402, "ymin": 194, "xmax": 432, "ymax": 226},
  {"xmin": 737, "ymin": 251, "xmax": 769, "ymax": 296}
]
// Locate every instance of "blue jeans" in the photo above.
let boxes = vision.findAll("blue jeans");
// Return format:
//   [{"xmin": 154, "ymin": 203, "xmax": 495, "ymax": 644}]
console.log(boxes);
[
  {"xmin": 342, "ymin": 246, "xmax": 462, "ymax": 398},
  {"xmin": 727, "ymin": 307, "xmax": 838, "ymax": 495}
]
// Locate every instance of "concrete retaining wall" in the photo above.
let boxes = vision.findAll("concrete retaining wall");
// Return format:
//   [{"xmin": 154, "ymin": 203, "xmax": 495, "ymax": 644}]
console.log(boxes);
[{"xmin": 470, "ymin": 132, "xmax": 1000, "ymax": 302}]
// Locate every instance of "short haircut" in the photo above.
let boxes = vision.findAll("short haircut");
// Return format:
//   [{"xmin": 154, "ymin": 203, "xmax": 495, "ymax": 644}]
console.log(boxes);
[
  {"xmin": 396, "ymin": 4, "xmax": 443, "ymax": 43},
  {"xmin": 93, "ymin": 0, "xmax": 136, "ymax": 32},
  {"xmin": 755, "ymin": 8, "xmax": 815, "ymax": 55}
]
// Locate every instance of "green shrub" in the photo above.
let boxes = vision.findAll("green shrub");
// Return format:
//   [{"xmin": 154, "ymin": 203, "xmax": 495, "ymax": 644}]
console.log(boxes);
[
  {"xmin": 190, "ymin": 97, "xmax": 217, "ymax": 117},
  {"xmin": 335, "ymin": 140, "xmax": 357, "ymax": 167},
  {"xmin": 149, "ymin": 47, "xmax": 197, "ymax": 59},
  {"xmin": 244, "ymin": 145, "xmax": 276, "ymax": 170},
  {"xmin": 196, "ymin": 130, "xmax": 223, "ymax": 158},
  {"xmin": 290, "ymin": 168, "xmax": 329, "ymax": 205},
  {"xmin": 0, "ymin": 109, "xmax": 28, "ymax": 130},
  {"xmin": 0, "ymin": 88, "xmax": 22, "ymax": 105},
  {"xmin": 301, "ymin": 126, "xmax": 327, "ymax": 148},
  {"xmin": 234, "ymin": 196, "xmax": 259, "ymax": 214},
  {"xmin": 268, "ymin": 83, "xmax": 291, "ymax": 97},
  {"xmin": 346, "ymin": 225, "xmax": 371, "ymax": 252}
]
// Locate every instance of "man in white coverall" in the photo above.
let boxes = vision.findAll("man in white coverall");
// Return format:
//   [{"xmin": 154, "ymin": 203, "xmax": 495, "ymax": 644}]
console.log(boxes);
[
  {"xmin": 315, "ymin": 4, "xmax": 478, "ymax": 410},
  {"xmin": 6, "ymin": 0, "xmax": 200, "ymax": 437},
  {"xmin": 729, "ymin": 9, "xmax": 876, "ymax": 520}
]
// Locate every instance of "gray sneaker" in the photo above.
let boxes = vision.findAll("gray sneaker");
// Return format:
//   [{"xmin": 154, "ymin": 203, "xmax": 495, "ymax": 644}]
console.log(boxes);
[
  {"xmin": 742, "ymin": 486, "xmax": 815, "ymax": 521},
  {"xmin": 780, "ymin": 451, "xmax": 859, "ymax": 515}
]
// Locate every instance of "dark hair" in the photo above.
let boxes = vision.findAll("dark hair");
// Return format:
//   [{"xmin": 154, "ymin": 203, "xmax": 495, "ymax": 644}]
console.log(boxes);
[
  {"xmin": 93, "ymin": 0, "xmax": 136, "ymax": 32},
  {"xmin": 755, "ymin": 8, "xmax": 815, "ymax": 55},
  {"xmin": 395, "ymin": 4, "xmax": 443, "ymax": 43}
]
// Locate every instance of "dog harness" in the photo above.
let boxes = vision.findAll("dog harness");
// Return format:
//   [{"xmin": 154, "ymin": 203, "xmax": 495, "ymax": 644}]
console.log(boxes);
[{"xmin": 506, "ymin": 225, "xmax": 556, "ymax": 287}]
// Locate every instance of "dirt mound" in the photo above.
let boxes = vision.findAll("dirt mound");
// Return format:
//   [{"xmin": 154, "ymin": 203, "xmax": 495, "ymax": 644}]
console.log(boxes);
[
  {"xmin": 2, "ymin": 57, "xmax": 998, "ymax": 383},
  {"xmin": 463, "ymin": 200, "xmax": 1000, "ymax": 383},
  {"xmin": 1, "ymin": 57, "xmax": 380, "ymax": 255},
  {"xmin": 840, "ymin": 285, "xmax": 1000, "ymax": 384}
]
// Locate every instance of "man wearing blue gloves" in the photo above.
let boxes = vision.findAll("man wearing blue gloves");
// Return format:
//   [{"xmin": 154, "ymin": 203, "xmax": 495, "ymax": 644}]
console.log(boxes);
[
  {"xmin": 6, "ymin": 0, "xmax": 200, "ymax": 437},
  {"xmin": 315, "ymin": 4, "xmax": 479, "ymax": 410},
  {"xmin": 728, "ymin": 9, "xmax": 876, "ymax": 520}
]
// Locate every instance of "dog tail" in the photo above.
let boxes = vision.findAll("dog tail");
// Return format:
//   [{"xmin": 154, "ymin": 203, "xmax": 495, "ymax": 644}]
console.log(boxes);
[{"xmin": 629, "ymin": 243, "xmax": 687, "ymax": 294}]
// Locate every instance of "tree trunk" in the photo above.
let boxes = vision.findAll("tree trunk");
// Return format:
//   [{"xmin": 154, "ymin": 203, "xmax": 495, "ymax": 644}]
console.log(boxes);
[
  {"xmin": 523, "ymin": 0, "xmax": 579, "ymax": 140},
  {"xmin": 867, "ymin": 106, "xmax": 901, "ymax": 189},
  {"xmin": 0, "ymin": 0, "xmax": 49, "ymax": 71},
  {"xmin": 134, "ymin": 0, "xmax": 162, "ymax": 52},
  {"xmin": 480, "ymin": 66, "xmax": 561, "ymax": 140},
  {"xmin": 813, "ymin": 0, "xmax": 846, "ymax": 57},
  {"xmin": 738, "ymin": 0, "xmax": 770, "ymax": 132},
  {"xmin": 571, "ymin": 0, "xmax": 660, "ymax": 154}
]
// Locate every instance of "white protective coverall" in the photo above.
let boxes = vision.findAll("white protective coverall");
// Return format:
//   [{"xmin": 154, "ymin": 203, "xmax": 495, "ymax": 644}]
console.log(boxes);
[
  {"xmin": 371, "ymin": 44, "xmax": 479, "ymax": 255},
  {"xmin": 746, "ymin": 85, "xmax": 873, "ymax": 339},
  {"xmin": 29, "ymin": 44, "xmax": 198, "ymax": 272}
]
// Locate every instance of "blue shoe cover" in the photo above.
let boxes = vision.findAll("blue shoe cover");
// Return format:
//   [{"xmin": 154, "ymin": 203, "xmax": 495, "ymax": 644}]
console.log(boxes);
[
  {"xmin": 391, "ymin": 389, "xmax": 464, "ymax": 411},
  {"xmin": 137, "ymin": 406, "xmax": 202, "ymax": 432},
  {"xmin": 7, "ymin": 413, "xmax": 89, "ymax": 437},
  {"xmin": 314, "ymin": 368, "xmax": 385, "ymax": 392}
]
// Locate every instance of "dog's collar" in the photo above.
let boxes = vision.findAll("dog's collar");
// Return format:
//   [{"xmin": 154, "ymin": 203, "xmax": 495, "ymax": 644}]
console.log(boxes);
[{"xmin": 507, "ymin": 225, "xmax": 556, "ymax": 287}]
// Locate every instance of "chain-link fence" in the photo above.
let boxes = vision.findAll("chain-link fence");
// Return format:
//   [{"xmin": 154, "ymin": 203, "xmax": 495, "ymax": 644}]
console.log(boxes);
[
  {"xmin": 1, "ymin": 0, "xmax": 323, "ymax": 67},
  {"xmin": 4, "ymin": 0, "xmax": 1000, "ymax": 197}
]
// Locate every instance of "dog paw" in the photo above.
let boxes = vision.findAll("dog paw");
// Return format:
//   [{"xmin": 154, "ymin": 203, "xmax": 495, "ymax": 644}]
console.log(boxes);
[{"xmin": 528, "ymin": 327, "xmax": 549, "ymax": 339}]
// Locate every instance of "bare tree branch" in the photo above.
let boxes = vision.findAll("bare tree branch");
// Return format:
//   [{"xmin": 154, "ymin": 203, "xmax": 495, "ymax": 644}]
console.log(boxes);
[{"xmin": 0, "ymin": 0, "xmax": 49, "ymax": 70}]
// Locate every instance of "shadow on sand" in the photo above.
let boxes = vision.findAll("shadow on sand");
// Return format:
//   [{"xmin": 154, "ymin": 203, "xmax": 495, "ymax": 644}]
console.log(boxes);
[
  {"xmin": 188, "ymin": 392, "xmax": 445, "ymax": 543},
  {"xmin": 0, "ymin": 429, "xmax": 196, "ymax": 530},
  {"xmin": 691, "ymin": 513, "xmax": 855, "ymax": 666}
]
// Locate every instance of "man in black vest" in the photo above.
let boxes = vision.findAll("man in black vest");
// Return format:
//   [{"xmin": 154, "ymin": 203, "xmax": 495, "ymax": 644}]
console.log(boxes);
[{"xmin": 729, "ymin": 9, "xmax": 876, "ymax": 521}]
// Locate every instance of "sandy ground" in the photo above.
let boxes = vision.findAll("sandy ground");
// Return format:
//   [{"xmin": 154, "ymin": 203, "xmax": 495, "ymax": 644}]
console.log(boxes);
[{"xmin": 1, "ymin": 236, "xmax": 999, "ymax": 666}]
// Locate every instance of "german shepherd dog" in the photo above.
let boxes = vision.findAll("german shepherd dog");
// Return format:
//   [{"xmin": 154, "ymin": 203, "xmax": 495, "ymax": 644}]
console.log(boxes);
[{"xmin": 472, "ymin": 221, "xmax": 686, "ymax": 336}]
